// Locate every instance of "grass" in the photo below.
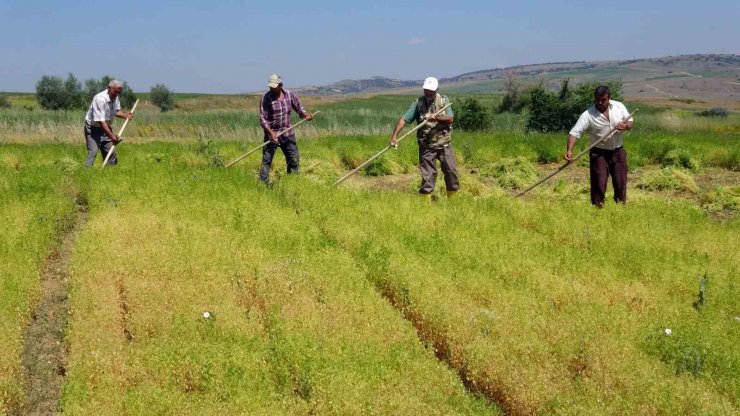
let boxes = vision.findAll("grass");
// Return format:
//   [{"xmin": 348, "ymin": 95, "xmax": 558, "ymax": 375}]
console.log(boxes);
[
  {"xmin": 0, "ymin": 146, "xmax": 78, "ymax": 413},
  {"xmin": 1, "ymin": 92, "xmax": 738, "ymax": 414}
]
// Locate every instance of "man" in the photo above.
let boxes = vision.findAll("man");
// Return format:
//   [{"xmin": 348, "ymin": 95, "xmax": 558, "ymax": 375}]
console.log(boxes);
[
  {"xmin": 390, "ymin": 77, "xmax": 459, "ymax": 199},
  {"xmin": 565, "ymin": 85, "xmax": 634, "ymax": 207},
  {"xmin": 83, "ymin": 80, "xmax": 133, "ymax": 166},
  {"xmin": 258, "ymin": 74, "xmax": 313, "ymax": 182}
]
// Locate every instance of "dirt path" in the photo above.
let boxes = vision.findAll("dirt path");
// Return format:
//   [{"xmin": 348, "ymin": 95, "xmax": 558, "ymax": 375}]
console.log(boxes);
[
  {"xmin": 645, "ymin": 83, "xmax": 678, "ymax": 98},
  {"xmin": 20, "ymin": 197, "xmax": 86, "ymax": 416}
]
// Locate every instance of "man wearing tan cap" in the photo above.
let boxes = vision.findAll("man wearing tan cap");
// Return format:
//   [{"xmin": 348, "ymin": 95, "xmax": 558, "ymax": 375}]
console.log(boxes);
[
  {"xmin": 258, "ymin": 74, "xmax": 313, "ymax": 182},
  {"xmin": 390, "ymin": 77, "xmax": 459, "ymax": 199}
]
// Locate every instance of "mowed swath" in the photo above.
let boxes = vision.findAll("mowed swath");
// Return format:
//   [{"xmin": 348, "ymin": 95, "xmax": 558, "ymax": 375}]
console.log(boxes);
[{"xmin": 60, "ymin": 163, "xmax": 498, "ymax": 415}]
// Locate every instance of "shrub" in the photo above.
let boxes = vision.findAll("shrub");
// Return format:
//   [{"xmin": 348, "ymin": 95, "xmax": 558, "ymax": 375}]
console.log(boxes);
[
  {"xmin": 0, "ymin": 94, "xmax": 10, "ymax": 109},
  {"xmin": 454, "ymin": 97, "xmax": 492, "ymax": 131},
  {"xmin": 35, "ymin": 73, "xmax": 84, "ymax": 110},
  {"xmin": 151, "ymin": 83, "xmax": 175, "ymax": 112},
  {"xmin": 497, "ymin": 71, "xmax": 528, "ymax": 114},
  {"xmin": 696, "ymin": 107, "xmax": 728, "ymax": 117},
  {"xmin": 526, "ymin": 79, "xmax": 623, "ymax": 133}
]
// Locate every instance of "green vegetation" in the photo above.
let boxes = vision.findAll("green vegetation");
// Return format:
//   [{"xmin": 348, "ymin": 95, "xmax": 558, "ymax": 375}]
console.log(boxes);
[
  {"xmin": 0, "ymin": 92, "xmax": 738, "ymax": 414},
  {"xmin": 0, "ymin": 146, "xmax": 78, "ymax": 412},
  {"xmin": 150, "ymin": 84, "xmax": 175, "ymax": 112},
  {"xmin": 455, "ymin": 97, "xmax": 493, "ymax": 131},
  {"xmin": 34, "ymin": 74, "xmax": 137, "ymax": 111}
]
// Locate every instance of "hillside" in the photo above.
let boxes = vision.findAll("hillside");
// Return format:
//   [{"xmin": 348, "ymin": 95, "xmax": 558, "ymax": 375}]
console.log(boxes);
[{"xmin": 296, "ymin": 54, "xmax": 740, "ymax": 101}]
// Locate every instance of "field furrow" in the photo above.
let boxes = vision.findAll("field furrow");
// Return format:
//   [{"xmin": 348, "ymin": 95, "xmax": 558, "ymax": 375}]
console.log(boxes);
[{"xmin": 60, "ymin": 163, "xmax": 499, "ymax": 415}]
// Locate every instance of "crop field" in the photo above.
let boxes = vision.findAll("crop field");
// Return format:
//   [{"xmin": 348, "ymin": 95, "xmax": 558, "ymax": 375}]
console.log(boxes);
[{"xmin": 0, "ymin": 94, "xmax": 738, "ymax": 415}]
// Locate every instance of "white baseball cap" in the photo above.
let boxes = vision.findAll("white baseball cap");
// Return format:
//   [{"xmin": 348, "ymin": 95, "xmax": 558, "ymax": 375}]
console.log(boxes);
[{"xmin": 422, "ymin": 77, "xmax": 439, "ymax": 91}]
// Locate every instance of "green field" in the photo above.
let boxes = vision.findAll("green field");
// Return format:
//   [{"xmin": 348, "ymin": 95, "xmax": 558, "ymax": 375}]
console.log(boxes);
[{"xmin": 1, "ymin": 94, "xmax": 739, "ymax": 414}]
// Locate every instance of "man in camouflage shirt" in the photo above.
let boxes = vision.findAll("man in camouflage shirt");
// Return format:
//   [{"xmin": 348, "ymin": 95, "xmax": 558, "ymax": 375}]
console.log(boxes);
[{"xmin": 390, "ymin": 77, "xmax": 459, "ymax": 198}]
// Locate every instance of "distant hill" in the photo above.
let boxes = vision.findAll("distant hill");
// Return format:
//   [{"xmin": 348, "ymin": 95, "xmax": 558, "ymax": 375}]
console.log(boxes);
[
  {"xmin": 296, "ymin": 76, "xmax": 420, "ymax": 95},
  {"xmin": 296, "ymin": 54, "xmax": 740, "ymax": 101}
]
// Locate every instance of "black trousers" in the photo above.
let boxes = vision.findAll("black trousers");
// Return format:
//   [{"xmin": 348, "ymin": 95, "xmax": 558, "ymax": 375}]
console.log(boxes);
[
  {"xmin": 589, "ymin": 147, "xmax": 627, "ymax": 206},
  {"xmin": 259, "ymin": 134, "xmax": 299, "ymax": 182}
]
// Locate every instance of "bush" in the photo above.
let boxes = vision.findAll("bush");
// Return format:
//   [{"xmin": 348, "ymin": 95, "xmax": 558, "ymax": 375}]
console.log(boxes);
[
  {"xmin": 36, "ymin": 73, "xmax": 84, "ymax": 110},
  {"xmin": 151, "ymin": 83, "xmax": 175, "ymax": 112},
  {"xmin": 526, "ymin": 79, "xmax": 623, "ymax": 133},
  {"xmin": 696, "ymin": 107, "xmax": 728, "ymax": 117},
  {"xmin": 0, "ymin": 94, "xmax": 10, "ymax": 109},
  {"xmin": 497, "ymin": 71, "xmax": 528, "ymax": 114},
  {"xmin": 454, "ymin": 97, "xmax": 492, "ymax": 131}
]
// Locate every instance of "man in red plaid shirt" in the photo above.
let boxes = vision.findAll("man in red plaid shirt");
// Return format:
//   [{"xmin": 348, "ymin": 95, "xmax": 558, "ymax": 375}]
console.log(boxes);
[{"xmin": 258, "ymin": 74, "xmax": 314, "ymax": 182}]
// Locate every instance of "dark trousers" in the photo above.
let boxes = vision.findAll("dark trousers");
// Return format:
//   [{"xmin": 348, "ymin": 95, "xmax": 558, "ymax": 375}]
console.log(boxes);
[
  {"xmin": 259, "ymin": 134, "xmax": 299, "ymax": 182},
  {"xmin": 418, "ymin": 144, "xmax": 460, "ymax": 194},
  {"xmin": 84, "ymin": 123, "xmax": 116, "ymax": 167},
  {"xmin": 589, "ymin": 147, "xmax": 627, "ymax": 206}
]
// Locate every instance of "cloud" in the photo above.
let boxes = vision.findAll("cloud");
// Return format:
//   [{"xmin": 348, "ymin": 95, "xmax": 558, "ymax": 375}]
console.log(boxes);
[{"xmin": 407, "ymin": 37, "xmax": 426, "ymax": 45}]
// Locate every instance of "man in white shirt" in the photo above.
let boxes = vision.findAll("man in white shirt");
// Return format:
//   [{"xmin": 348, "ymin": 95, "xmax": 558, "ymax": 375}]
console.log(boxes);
[
  {"xmin": 565, "ymin": 85, "xmax": 634, "ymax": 206},
  {"xmin": 83, "ymin": 80, "xmax": 134, "ymax": 166}
]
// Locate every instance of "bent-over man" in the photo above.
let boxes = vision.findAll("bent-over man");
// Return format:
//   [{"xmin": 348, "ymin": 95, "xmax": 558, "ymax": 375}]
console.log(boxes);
[
  {"xmin": 83, "ymin": 80, "xmax": 133, "ymax": 166},
  {"xmin": 565, "ymin": 85, "xmax": 634, "ymax": 206},
  {"xmin": 258, "ymin": 74, "xmax": 313, "ymax": 182},
  {"xmin": 390, "ymin": 77, "xmax": 459, "ymax": 199}
]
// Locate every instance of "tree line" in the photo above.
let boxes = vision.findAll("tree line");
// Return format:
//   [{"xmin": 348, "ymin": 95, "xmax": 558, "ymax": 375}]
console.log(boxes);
[{"xmin": 34, "ymin": 74, "xmax": 174, "ymax": 112}]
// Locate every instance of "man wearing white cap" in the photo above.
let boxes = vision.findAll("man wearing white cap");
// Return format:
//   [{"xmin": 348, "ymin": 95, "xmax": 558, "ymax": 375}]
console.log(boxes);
[
  {"xmin": 258, "ymin": 74, "xmax": 313, "ymax": 182},
  {"xmin": 390, "ymin": 77, "xmax": 459, "ymax": 198}
]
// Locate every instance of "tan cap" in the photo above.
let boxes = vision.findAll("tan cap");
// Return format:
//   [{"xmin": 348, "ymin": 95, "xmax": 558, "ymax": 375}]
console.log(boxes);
[{"xmin": 267, "ymin": 74, "xmax": 283, "ymax": 88}]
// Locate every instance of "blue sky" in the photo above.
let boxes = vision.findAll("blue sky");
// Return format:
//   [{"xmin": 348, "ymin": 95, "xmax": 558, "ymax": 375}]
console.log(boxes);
[{"xmin": 0, "ymin": 0, "xmax": 737, "ymax": 93}]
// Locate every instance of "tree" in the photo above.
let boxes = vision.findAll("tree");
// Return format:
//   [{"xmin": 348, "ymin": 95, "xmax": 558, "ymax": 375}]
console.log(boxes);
[
  {"xmin": 35, "ymin": 73, "xmax": 83, "ymax": 110},
  {"xmin": 525, "ymin": 79, "xmax": 623, "ymax": 133},
  {"xmin": 84, "ymin": 76, "xmax": 137, "ymax": 109},
  {"xmin": 0, "ymin": 94, "xmax": 10, "ymax": 109},
  {"xmin": 454, "ymin": 97, "xmax": 492, "ymax": 131},
  {"xmin": 497, "ymin": 71, "xmax": 528, "ymax": 113},
  {"xmin": 150, "ymin": 83, "xmax": 174, "ymax": 112}
]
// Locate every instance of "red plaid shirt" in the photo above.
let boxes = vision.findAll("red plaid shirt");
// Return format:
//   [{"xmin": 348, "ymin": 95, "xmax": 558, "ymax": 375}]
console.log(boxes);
[{"xmin": 259, "ymin": 88, "xmax": 307, "ymax": 135}]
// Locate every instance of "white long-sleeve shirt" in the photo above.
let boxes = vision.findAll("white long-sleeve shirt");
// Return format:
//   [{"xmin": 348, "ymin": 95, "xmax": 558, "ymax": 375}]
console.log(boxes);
[{"xmin": 569, "ymin": 100, "xmax": 633, "ymax": 150}]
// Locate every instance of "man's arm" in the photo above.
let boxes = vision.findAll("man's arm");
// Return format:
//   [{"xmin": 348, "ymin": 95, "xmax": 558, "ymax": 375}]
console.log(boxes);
[
  {"xmin": 290, "ymin": 92, "xmax": 312, "ymax": 121},
  {"xmin": 97, "ymin": 121, "xmax": 119, "ymax": 144},
  {"xmin": 616, "ymin": 104, "xmax": 633, "ymax": 131},
  {"xmin": 259, "ymin": 94, "xmax": 278, "ymax": 142},
  {"xmin": 91, "ymin": 98, "xmax": 120, "ymax": 143},
  {"xmin": 564, "ymin": 135, "xmax": 578, "ymax": 161},
  {"xmin": 565, "ymin": 111, "xmax": 590, "ymax": 161},
  {"xmin": 115, "ymin": 110, "xmax": 133, "ymax": 120},
  {"xmin": 389, "ymin": 118, "xmax": 407, "ymax": 147}
]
